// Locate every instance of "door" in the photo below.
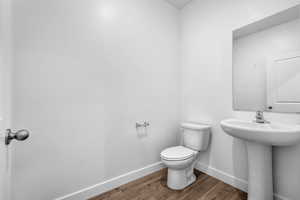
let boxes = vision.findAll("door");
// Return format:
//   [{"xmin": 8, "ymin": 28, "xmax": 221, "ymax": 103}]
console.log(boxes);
[
  {"xmin": 1, "ymin": 0, "xmax": 14, "ymax": 198},
  {"xmin": 0, "ymin": 122, "xmax": 10, "ymax": 200},
  {"xmin": 267, "ymin": 51, "xmax": 300, "ymax": 112}
]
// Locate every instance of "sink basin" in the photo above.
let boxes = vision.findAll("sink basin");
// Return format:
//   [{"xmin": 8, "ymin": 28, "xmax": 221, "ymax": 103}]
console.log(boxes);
[
  {"xmin": 221, "ymin": 118, "xmax": 300, "ymax": 146},
  {"xmin": 220, "ymin": 118, "xmax": 300, "ymax": 200}
]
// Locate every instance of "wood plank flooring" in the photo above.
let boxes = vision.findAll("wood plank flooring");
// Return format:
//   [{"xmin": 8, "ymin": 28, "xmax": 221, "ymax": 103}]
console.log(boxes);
[{"xmin": 89, "ymin": 169, "xmax": 247, "ymax": 200}]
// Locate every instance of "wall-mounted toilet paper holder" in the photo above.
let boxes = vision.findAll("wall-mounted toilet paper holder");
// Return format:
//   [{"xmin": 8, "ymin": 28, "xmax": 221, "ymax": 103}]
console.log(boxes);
[{"xmin": 136, "ymin": 121, "xmax": 150, "ymax": 129}]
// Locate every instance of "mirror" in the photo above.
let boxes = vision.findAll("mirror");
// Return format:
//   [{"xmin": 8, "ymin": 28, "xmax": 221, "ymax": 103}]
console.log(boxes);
[{"xmin": 233, "ymin": 5, "xmax": 300, "ymax": 113}]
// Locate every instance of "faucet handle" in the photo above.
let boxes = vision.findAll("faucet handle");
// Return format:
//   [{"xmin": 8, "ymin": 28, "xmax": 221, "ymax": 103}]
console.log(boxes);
[
  {"xmin": 254, "ymin": 111, "xmax": 270, "ymax": 123},
  {"xmin": 256, "ymin": 110, "xmax": 263, "ymax": 114},
  {"xmin": 256, "ymin": 111, "xmax": 263, "ymax": 118}
]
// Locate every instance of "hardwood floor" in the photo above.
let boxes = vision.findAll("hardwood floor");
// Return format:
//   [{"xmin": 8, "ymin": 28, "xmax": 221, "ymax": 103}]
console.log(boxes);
[{"xmin": 89, "ymin": 169, "xmax": 247, "ymax": 200}]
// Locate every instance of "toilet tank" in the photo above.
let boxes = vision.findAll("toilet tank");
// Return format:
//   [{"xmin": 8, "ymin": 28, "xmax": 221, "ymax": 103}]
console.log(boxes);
[{"xmin": 181, "ymin": 122, "xmax": 211, "ymax": 151}]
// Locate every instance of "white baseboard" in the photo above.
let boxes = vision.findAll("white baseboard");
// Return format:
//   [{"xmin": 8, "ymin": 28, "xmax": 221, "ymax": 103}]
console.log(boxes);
[
  {"xmin": 195, "ymin": 162, "xmax": 290, "ymax": 200},
  {"xmin": 195, "ymin": 162, "xmax": 248, "ymax": 192},
  {"xmin": 54, "ymin": 162, "xmax": 164, "ymax": 200},
  {"xmin": 274, "ymin": 193, "xmax": 291, "ymax": 200}
]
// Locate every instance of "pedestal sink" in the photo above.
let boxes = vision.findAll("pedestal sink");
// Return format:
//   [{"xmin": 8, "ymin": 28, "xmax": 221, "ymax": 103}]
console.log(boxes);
[{"xmin": 221, "ymin": 119, "xmax": 300, "ymax": 200}]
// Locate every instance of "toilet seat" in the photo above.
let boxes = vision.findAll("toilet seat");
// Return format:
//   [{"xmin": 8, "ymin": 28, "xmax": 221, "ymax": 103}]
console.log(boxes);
[{"xmin": 160, "ymin": 146, "xmax": 196, "ymax": 161}]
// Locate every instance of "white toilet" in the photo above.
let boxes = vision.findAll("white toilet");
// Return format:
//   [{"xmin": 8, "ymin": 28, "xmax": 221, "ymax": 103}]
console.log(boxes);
[{"xmin": 160, "ymin": 122, "xmax": 211, "ymax": 190}]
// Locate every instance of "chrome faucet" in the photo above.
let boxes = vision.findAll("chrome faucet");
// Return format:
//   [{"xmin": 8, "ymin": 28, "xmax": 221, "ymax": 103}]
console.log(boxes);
[{"xmin": 254, "ymin": 111, "xmax": 270, "ymax": 124}]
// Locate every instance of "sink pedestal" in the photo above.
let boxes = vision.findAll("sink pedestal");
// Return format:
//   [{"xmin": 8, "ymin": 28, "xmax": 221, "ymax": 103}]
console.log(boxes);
[{"xmin": 246, "ymin": 142, "xmax": 273, "ymax": 200}]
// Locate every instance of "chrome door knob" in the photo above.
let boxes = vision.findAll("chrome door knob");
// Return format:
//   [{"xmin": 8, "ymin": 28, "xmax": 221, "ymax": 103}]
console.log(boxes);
[{"xmin": 5, "ymin": 129, "xmax": 30, "ymax": 145}]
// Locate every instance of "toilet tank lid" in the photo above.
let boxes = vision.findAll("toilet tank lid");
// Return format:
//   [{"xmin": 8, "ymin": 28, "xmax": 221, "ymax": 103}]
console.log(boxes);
[{"xmin": 181, "ymin": 122, "xmax": 211, "ymax": 130}]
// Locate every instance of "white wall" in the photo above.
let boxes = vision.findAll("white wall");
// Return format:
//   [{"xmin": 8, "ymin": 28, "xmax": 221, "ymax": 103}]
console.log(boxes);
[
  {"xmin": 233, "ymin": 18, "xmax": 300, "ymax": 111},
  {"xmin": 181, "ymin": 0, "xmax": 300, "ymax": 199},
  {"xmin": 11, "ymin": 0, "xmax": 180, "ymax": 199}
]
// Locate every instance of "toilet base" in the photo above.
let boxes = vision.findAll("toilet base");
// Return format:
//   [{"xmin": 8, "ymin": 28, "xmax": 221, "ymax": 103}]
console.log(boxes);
[{"xmin": 167, "ymin": 168, "xmax": 196, "ymax": 190}]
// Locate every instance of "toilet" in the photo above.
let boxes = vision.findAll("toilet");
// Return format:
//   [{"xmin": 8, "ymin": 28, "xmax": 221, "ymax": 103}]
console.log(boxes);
[{"xmin": 160, "ymin": 122, "xmax": 211, "ymax": 190}]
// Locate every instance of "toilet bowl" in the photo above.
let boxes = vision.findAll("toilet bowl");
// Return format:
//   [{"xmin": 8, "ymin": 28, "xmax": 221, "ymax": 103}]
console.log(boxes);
[
  {"xmin": 161, "ymin": 146, "xmax": 199, "ymax": 190},
  {"xmin": 160, "ymin": 122, "xmax": 211, "ymax": 190}
]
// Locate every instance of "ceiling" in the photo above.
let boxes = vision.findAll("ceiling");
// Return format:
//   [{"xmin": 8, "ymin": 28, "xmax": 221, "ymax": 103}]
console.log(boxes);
[{"xmin": 165, "ymin": 0, "xmax": 194, "ymax": 9}]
